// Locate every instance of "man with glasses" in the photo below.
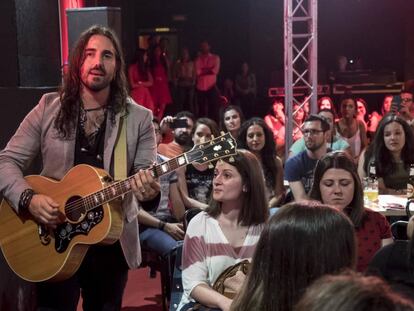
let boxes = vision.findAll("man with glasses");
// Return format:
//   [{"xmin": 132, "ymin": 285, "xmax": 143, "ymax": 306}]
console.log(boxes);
[
  {"xmin": 399, "ymin": 90, "xmax": 414, "ymax": 128},
  {"xmin": 284, "ymin": 114, "xmax": 330, "ymax": 201}
]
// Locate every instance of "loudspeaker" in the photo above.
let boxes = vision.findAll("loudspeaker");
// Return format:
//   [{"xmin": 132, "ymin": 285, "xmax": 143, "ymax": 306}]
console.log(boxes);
[{"xmin": 66, "ymin": 7, "xmax": 122, "ymax": 52}]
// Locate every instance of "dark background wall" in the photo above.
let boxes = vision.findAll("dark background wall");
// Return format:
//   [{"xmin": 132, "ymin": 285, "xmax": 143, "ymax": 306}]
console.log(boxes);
[{"xmin": 0, "ymin": 0, "xmax": 413, "ymax": 147}]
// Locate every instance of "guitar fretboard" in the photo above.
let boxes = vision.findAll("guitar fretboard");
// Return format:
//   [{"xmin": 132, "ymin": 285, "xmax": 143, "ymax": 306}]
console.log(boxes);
[{"xmin": 81, "ymin": 153, "xmax": 189, "ymax": 211}]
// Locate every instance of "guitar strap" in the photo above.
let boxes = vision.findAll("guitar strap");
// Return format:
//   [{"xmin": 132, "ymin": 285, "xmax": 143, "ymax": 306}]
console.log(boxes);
[{"xmin": 114, "ymin": 115, "xmax": 127, "ymax": 181}]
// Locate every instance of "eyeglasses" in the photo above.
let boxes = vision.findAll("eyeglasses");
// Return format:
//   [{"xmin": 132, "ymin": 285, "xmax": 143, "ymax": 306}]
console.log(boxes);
[
  {"xmin": 401, "ymin": 98, "xmax": 413, "ymax": 103},
  {"xmin": 302, "ymin": 129, "xmax": 324, "ymax": 136}
]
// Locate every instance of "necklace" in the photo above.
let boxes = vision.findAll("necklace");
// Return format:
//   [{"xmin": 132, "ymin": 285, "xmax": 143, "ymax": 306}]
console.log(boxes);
[{"xmin": 83, "ymin": 106, "xmax": 106, "ymax": 112}]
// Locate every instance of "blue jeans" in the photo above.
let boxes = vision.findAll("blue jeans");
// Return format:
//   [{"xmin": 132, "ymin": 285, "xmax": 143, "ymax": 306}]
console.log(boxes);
[{"xmin": 140, "ymin": 228, "xmax": 179, "ymax": 257}]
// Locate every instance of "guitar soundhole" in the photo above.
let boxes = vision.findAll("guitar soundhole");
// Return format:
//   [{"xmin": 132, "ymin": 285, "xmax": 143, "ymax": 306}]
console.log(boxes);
[{"xmin": 65, "ymin": 196, "xmax": 85, "ymax": 222}]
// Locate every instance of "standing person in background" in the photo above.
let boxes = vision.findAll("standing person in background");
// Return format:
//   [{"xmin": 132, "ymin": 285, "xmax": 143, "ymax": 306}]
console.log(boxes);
[
  {"xmin": 220, "ymin": 105, "xmax": 245, "ymax": 140},
  {"xmin": 195, "ymin": 40, "xmax": 220, "ymax": 120},
  {"xmin": 234, "ymin": 62, "xmax": 256, "ymax": 119},
  {"xmin": 173, "ymin": 47, "xmax": 195, "ymax": 113},
  {"xmin": 0, "ymin": 25, "xmax": 160, "ymax": 311},
  {"xmin": 149, "ymin": 44, "xmax": 172, "ymax": 120},
  {"xmin": 336, "ymin": 95, "xmax": 368, "ymax": 161},
  {"xmin": 128, "ymin": 48, "xmax": 154, "ymax": 112}
]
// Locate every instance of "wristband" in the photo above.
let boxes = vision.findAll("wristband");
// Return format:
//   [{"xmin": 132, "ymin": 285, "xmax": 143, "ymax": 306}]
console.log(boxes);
[{"xmin": 18, "ymin": 189, "xmax": 35, "ymax": 213}]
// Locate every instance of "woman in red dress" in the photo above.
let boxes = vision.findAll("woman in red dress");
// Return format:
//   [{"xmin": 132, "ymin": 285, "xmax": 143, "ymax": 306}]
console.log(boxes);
[
  {"xmin": 149, "ymin": 45, "xmax": 172, "ymax": 120},
  {"xmin": 128, "ymin": 48, "xmax": 154, "ymax": 111}
]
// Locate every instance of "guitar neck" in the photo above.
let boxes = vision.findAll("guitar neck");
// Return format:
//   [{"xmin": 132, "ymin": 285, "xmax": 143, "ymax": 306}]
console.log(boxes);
[
  {"xmin": 82, "ymin": 152, "xmax": 191, "ymax": 211},
  {"xmin": 82, "ymin": 132, "xmax": 236, "ymax": 211}
]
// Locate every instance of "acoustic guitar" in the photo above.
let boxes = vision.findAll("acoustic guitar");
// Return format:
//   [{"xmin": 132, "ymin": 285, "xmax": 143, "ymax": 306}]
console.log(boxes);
[{"xmin": 0, "ymin": 132, "xmax": 237, "ymax": 282}]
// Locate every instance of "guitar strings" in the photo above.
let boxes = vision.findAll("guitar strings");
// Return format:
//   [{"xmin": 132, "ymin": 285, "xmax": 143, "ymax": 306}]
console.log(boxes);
[{"xmin": 62, "ymin": 138, "xmax": 227, "ymax": 215}]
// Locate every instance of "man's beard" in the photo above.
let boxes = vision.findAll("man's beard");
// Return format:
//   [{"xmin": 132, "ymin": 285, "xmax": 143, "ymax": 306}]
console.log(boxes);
[
  {"xmin": 305, "ymin": 140, "xmax": 324, "ymax": 152},
  {"xmin": 175, "ymin": 133, "xmax": 192, "ymax": 147},
  {"xmin": 81, "ymin": 65, "xmax": 113, "ymax": 92}
]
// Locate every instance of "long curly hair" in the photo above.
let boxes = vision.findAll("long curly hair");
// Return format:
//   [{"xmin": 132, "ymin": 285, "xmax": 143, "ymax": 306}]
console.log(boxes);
[
  {"xmin": 55, "ymin": 25, "xmax": 129, "ymax": 138},
  {"xmin": 237, "ymin": 117, "xmax": 278, "ymax": 190}
]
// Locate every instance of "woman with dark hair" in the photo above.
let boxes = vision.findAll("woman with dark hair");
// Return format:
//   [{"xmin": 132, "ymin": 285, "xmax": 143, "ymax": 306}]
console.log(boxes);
[
  {"xmin": 295, "ymin": 271, "xmax": 414, "ymax": 311},
  {"xmin": 128, "ymin": 48, "xmax": 154, "ymax": 111},
  {"xmin": 178, "ymin": 150, "xmax": 269, "ymax": 311},
  {"xmin": 149, "ymin": 44, "xmax": 172, "ymax": 119},
  {"xmin": 336, "ymin": 95, "xmax": 368, "ymax": 160},
  {"xmin": 231, "ymin": 201, "xmax": 356, "ymax": 311},
  {"xmin": 238, "ymin": 117, "xmax": 285, "ymax": 207},
  {"xmin": 309, "ymin": 151, "xmax": 392, "ymax": 271},
  {"xmin": 177, "ymin": 117, "xmax": 220, "ymax": 210},
  {"xmin": 358, "ymin": 114, "xmax": 414, "ymax": 194},
  {"xmin": 368, "ymin": 216, "xmax": 414, "ymax": 302},
  {"xmin": 220, "ymin": 105, "xmax": 245, "ymax": 139},
  {"xmin": 318, "ymin": 96, "xmax": 336, "ymax": 113}
]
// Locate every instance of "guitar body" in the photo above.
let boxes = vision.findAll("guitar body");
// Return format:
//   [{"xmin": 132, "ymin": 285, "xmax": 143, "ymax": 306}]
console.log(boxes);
[{"xmin": 0, "ymin": 164, "xmax": 123, "ymax": 282}]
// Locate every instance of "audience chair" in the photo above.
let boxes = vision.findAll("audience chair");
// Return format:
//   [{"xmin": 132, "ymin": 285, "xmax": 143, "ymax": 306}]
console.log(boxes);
[{"xmin": 390, "ymin": 221, "xmax": 409, "ymax": 241}]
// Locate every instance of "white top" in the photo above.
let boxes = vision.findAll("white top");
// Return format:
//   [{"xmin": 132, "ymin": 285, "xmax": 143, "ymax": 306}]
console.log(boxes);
[{"xmin": 178, "ymin": 211, "xmax": 264, "ymax": 309}]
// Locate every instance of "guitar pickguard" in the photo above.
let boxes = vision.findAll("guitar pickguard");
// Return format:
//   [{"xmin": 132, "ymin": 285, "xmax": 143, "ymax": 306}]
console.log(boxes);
[{"xmin": 54, "ymin": 206, "xmax": 104, "ymax": 253}]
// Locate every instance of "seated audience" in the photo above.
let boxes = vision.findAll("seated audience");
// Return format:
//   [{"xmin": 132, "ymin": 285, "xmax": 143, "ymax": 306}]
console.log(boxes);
[
  {"xmin": 336, "ymin": 95, "xmax": 368, "ymax": 160},
  {"xmin": 176, "ymin": 117, "xmax": 219, "ymax": 210},
  {"xmin": 318, "ymin": 96, "xmax": 336, "ymax": 113},
  {"xmin": 295, "ymin": 271, "xmax": 414, "ymax": 311},
  {"xmin": 238, "ymin": 117, "xmax": 285, "ymax": 207},
  {"xmin": 230, "ymin": 201, "xmax": 356, "ymax": 311},
  {"xmin": 399, "ymin": 90, "xmax": 414, "ymax": 129},
  {"xmin": 219, "ymin": 105, "xmax": 245, "ymax": 139},
  {"xmin": 178, "ymin": 150, "xmax": 269, "ymax": 311},
  {"xmin": 158, "ymin": 111, "xmax": 195, "ymax": 158},
  {"xmin": 358, "ymin": 114, "xmax": 414, "ymax": 194},
  {"xmin": 284, "ymin": 114, "xmax": 330, "ymax": 201},
  {"xmin": 368, "ymin": 216, "xmax": 414, "ymax": 302},
  {"xmin": 138, "ymin": 119, "xmax": 185, "ymax": 256},
  {"xmin": 309, "ymin": 151, "xmax": 392, "ymax": 271},
  {"xmin": 292, "ymin": 103, "xmax": 305, "ymax": 142},
  {"xmin": 289, "ymin": 108, "xmax": 351, "ymax": 157},
  {"xmin": 356, "ymin": 97, "xmax": 368, "ymax": 131},
  {"xmin": 367, "ymin": 94, "xmax": 393, "ymax": 136}
]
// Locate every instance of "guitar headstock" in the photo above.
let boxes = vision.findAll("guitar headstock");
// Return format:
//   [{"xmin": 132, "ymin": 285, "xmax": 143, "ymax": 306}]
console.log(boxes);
[{"xmin": 186, "ymin": 132, "xmax": 237, "ymax": 165}]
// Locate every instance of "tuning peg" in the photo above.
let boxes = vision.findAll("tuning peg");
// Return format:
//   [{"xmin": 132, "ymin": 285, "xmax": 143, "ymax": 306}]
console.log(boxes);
[
  {"xmin": 220, "ymin": 131, "xmax": 225, "ymax": 136},
  {"xmin": 200, "ymin": 136, "xmax": 206, "ymax": 144},
  {"xmin": 211, "ymin": 135, "xmax": 215, "ymax": 140},
  {"xmin": 208, "ymin": 163, "xmax": 214, "ymax": 169},
  {"xmin": 228, "ymin": 156, "xmax": 235, "ymax": 163}
]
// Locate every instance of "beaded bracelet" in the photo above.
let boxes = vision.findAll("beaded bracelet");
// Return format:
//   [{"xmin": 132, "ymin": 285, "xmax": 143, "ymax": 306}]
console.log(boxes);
[{"xmin": 18, "ymin": 188, "xmax": 35, "ymax": 212}]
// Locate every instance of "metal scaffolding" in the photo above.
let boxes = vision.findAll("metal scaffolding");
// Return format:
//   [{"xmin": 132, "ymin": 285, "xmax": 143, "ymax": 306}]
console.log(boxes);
[{"xmin": 284, "ymin": 0, "xmax": 318, "ymax": 159}]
